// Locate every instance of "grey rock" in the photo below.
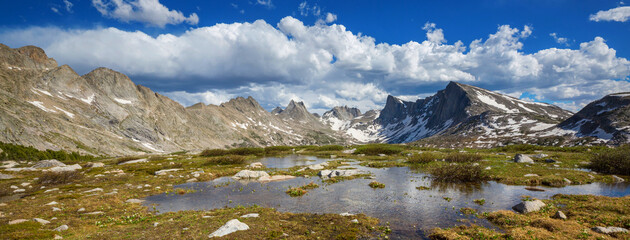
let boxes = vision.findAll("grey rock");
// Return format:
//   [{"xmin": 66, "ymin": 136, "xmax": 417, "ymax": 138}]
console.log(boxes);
[
  {"xmin": 47, "ymin": 164, "xmax": 82, "ymax": 172},
  {"xmin": 208, "ymin": 219, "xmax": 249, "ymax": 238},
  {"xmin": 232, "ymin": 170, "xmax": 270, "ymax": 180},
  {"xmin": 118, "ymin": 159, "xmax": 148, "ymax": 165},
  {"xmin": 248, "ymin": 162, "xmax": 264, "ymax": 169},
  {"xmin": 563, "ymin": 178, "xmax": 572, "ymax": 185},
  {"xmin": 154, "ymin": 168, "xmax": 182, "ymax": 176},
  {"xmin": 33, "ymin": 218, "xmax": 51, "ymax": 224},
  {"xmin": 544, "ymin": 159, "xmax": 556, "ymax": 163},
  {"xmin": 125, "ymin": 199, "xmax": 145, "ymax": 204},
  {"xmin": 54, "ymin": 224, "xmax": 69, "ymax": 232},
  {"xmin": 0, "ymin": 173, "xmax": 15, "ymax": 179},
  {"xmin": 512, "ymin": 199, "xmax": 546, "ymax": 213},
  {"xmin": 513, "ymin": 154, "xmax": 534, "ymax": 163},
  {"xmin": 591, "ymin": 226, "xmax": 628, "ymax": 234},
  {"xmin": 351, "ymin": 219, "xmax": 359, "ymax": 224},
  {"xmin": 531, "ymin": 153, "xmax": 548, "ymax": 158},
  {"xmin": 86, "ymin": 162, "xmax": 105, "ymax": 168},
  {"xmin": 240, "ymin": 213, "xmax": 259, "ymax": 218},
  {"xmin": 342, "ymin": 148, "xmax": 356, "ymax": 154},
  {"xmin": 318, "ymin": 169, "xmax": 365, "ymax": 178},
  {"xmin": 612, "ymin": 175, "xmax": 625, "ymax": 182},
  {"xmin": 524, "ymin": 174, "xmax": 539, "ymax": 177},
  {"xmin": 8, "ymin": 219, "xmax": 29, "ymax": 225},
  {"xmin": 553, "ymin": 211, "xmax": 567, "ymax": 220},
  {"xmin": 33, "ymin": 159, "xmax": 66, "ymax": 169}
]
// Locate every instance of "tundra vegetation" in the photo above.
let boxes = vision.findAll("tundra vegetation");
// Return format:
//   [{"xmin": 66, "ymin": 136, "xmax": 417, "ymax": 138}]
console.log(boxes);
[{"xmin": 0, "ymin": 142, "xmax": 628, "ymax": 239}]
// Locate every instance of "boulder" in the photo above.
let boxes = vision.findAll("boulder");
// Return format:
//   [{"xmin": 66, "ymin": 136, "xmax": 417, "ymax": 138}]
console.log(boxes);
[
  {"xmin": 47, "ymin": 164, "xmax": 82, "ymax": 172},
  {"xmin": 258, "ymin": 175, "xmax": 296, "ymax": 182},
  {"xmin": 5, "ymin": 167, "xmax": 37, "ymax": 172},
  {"xmin": 531, "ymin": 153, "xmax": 548, "ymax": 158},
  {"xmin": 612, "ymin": 175, "xmax": 625, "ymax": 182},
  {"xmin": 1, "ymin": 160, "xmax": 18, "ymax": 168},
  {"xmin": 544, "ymin": 159, "xmax": 556, "ymax": 163},
  {"xmin": 342, "ymin": 148, "xmax": 356, "ymax": 154},
  {"xmin": 512, "ymin": 199, "xmax": 546, "ymax": 213},
  {"xmin": 155, "ymin": 168, "xmax": 183, "ymax": 176},
  {"xmin": 0, "ymin": 173, "xmax": 15, "ymax": 179},
  {"xmin": 8, "ymin": 219, "xmax": 29, "ymax": 225},
  {"xmin": 306, "ymin": 164, "xmax": 325, "ymax": 170},
  {"xmin": 553, "ymin": 211, "xmax": 567, "ymax": 220},
  {"xmin": 125, "ymin": 199, "xmax": 145, "ymax": 204},
  {"xmin": 118, "ymin": 159, "xmax": 148, "ymax": 165},
  {"xmin": 524, "ymin": 174, "xmax": 539, "ymax": 177},
  {"xmin": 248, "ymin": 162, "xmax": 264, "ymax": 169},
  {"xmin": 54, "ymin": 225, "xmax": 69, "ymax": 232},
  {"xmin": 208, "ymin": 219, "xmax": 249, "ymax": 238},
  {"xmin": 33, "ymin": 159, "xmax": 66, "ymax": 169},
  {"xmin": 33, "ymin": 218, "xmax": 51, "ymax": 224},
  {"xmin": 591, "ymin": 226, "xmax": 628, "ymax": 235},
  {"xmin": 319, "ymin": 169, "xmax": 366, "ymax": 178},
  {"xmin": 513, "ymin": 154, "xmax": 534, "ymax": 163},
  {"xmin": 351, "ymin": 219, "xmax": 359, "ymax": 224},
  {"xmin": 186, "ymin": 178, "xmax": 198, "ymax": 183},
  {"xmin": 86, "ymin": 162, "xmax": 105, "ymax": 168},
  {"xmin": 232, "ymin": 170, "xmax": 270, "ymax": 180},
  {"xmin": 240, "ymin": 213, "xmax": 259, "ymax": 218},
  {"xmin": 83, "ymin": 188, "xmax": 103, "ymax": 193}
]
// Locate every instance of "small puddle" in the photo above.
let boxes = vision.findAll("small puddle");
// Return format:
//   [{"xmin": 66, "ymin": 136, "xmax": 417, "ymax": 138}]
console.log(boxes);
[{"xmin": 145, "ymin": 155, "xmax": 630, "ymax": 239}]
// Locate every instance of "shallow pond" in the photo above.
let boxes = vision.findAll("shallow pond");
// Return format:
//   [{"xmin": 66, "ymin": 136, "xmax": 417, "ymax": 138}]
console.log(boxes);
[{"xmin": 145, "ymin": 155, "xmax": 630, "ymax": 239}]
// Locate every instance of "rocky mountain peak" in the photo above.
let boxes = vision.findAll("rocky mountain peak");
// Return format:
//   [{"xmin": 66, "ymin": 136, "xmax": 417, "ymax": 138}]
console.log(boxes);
[
  {"xmin": 221, "ymin": 96, "xmax": 265, "ymax": 113},
  {"xmin": 279, "ymin": 100, "xmax": 318, "ymax": 122},
  {"xmin": 82, "ymin": 67, "xmax": 138, "ymax": 99},
  {"xmin": 554, "ymin": 92, "xmax": 630, "ymax": 144},
  {"xmin": 324, "ymin": 106, "xmax": 362, "ymax": 121},
  {"xmin": 0, "ymin": 44, "xmax": 57, "ymax": 70},
  {"xmin": 16, "ymin": 46, "xmax": 58, "ymax": 68},
  {"xmin": 271, "ymin": 107, "xmax": 283, "ymax": 115}
]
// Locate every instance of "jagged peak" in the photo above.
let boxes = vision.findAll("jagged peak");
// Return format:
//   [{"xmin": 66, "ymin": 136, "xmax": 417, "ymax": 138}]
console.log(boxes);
[
  {"xmin": 221, "ymin": 96, "xmax": 265, "ymax": 112},
  {"xmin": 0, "ymin": 44, "xmax": 58, "ymax": 69},
  {"xmin": 271, "ymin": 106, "xmax": 283, "ymax": 114}
]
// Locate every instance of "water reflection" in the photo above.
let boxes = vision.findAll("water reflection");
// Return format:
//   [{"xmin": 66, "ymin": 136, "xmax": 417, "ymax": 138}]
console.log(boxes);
[{"xmin": 146, "ymin": 156, "xmax": 630, "ymax": 239}]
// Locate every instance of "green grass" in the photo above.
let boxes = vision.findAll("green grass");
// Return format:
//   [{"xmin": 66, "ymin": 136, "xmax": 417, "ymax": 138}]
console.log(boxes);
[
  {"xmin": 444, "ymin": 152, "xmax": 482, "ymax": 163},
  {"xmin": 407, "ymin": 152, "xmax": 437, "ymax": 164},
  {"xmin": 36, "ymin": 171, "xmax": 84, "ymax": 185},
  {"xmin": 354, "ymin": 144, "xmax": 404, "ymax": 155},
  {"xmin": 588, "ymin": 145, "xmax": 630, "ymax": 175},
  {"xmin": 429, "ymin": 163, "xmax": 488, "ymax": 183},
  {"xmin": 203, "ymin": 155, "xmax": 246, "ymax": 165},
  {"xmin": 286, "ymin": 187, "xmax": 307, "ymax": 197},
  {"xmin": 0, "ymin": 141, "xmax": 97, "ymax": 161},
  {"xmin": 368, "ymin": 181, "xmax": 385, "ymax": 188}
]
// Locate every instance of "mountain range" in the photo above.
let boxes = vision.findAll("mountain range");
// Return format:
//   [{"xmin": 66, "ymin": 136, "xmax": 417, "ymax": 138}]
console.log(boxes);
[{"xmin": 1, "ymin": 44, "xmax": 628, "ymax": 155}]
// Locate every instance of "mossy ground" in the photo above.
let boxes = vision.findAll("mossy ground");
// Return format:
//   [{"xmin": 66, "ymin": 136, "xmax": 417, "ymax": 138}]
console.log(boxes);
[
  {"xmin": 430, "ymin": 194, "xmax": 630, "ymax": 240},
  {"xmin": 0, "ymin": 153, "xmax": 382, "ymax": 239},
  {"xmin": 1, "ymin": 144, "xmax": 628, "ymax": 239}
]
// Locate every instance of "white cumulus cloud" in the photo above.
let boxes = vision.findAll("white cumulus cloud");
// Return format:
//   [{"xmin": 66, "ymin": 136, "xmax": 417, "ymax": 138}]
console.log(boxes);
[
  {"xmin": 1, "ymin": 17, "xmax": 629, "ymax": 113},
  {"xmin": 92, "ymin": 0, "xmax": 199, "ymax": 27},
  {"xmin": 590, "ymin": 6, "xmax": 630, "ymax": 22}
]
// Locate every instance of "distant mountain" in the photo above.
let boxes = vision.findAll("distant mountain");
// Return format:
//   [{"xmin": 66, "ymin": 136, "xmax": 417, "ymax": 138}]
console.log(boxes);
[
  {"xmin": 2, "ymin": 44, "xmax": 627, "ymax": 154},
  {"xmin": 0, "ymin": 44, "xmax": 344, "ymax": 155},
  {"xmin": 321, "ymin": 82, "xmax": 574, "ymax": 147},
  {"xmin": 541, "ymin": 93, "xmax": 630, "ymax": 144}
]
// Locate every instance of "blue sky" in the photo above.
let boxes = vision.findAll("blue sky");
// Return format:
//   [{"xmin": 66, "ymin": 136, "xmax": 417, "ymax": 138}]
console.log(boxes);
[{"xmin": 1, "ymin": 0, "xmax": 630, "ymax": 113}]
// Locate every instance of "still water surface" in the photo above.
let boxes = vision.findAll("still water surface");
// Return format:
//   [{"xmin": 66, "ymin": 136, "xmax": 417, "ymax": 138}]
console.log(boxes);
[{"xmin": 145, "ymin": 155, "xmax": 630, "ymax": 239}]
